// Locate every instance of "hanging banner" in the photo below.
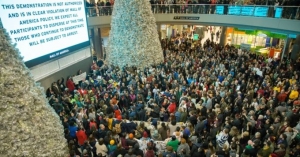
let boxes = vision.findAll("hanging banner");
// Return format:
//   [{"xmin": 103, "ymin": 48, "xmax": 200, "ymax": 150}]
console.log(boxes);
[{"xmin": 72, "ymin": 72, "xmax": 87, "ymax": 84}]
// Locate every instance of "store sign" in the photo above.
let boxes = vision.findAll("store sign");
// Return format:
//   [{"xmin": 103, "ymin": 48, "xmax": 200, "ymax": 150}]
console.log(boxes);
[
  {"xmin": 193, "ymin": 34, "xmax": 199, "ymax": 41},
  {"xmin": 228, "ymin": 6, "xmax": 241, "ymax": 15},
  {"xmin": 254, "ymin": 7, "xmax": 268, "ymax": 17},
  {"xmin": 241, "ymin": 6, "xmax": 254, "ymax": 16},
  {"xmin": 275, "ymin": 7, "xmax": 283, "ymax": 18},
  {"xmin": 216, "ymin": 6, "xmax": 224, "ymax": 15},
  {"xmin": 257, "ymin": 33, "xmax": 267, "ymax": 37},
  {"xmin": 173, "ymin": 16, "xmax": 200, "ymax": 20},
  {"xmin": 289, "ymin": 34, "xmax": 297, "ymax": 38},
  {"xmin": 240, "ymin": 43, "xmax": 251, "ymax": 51}
]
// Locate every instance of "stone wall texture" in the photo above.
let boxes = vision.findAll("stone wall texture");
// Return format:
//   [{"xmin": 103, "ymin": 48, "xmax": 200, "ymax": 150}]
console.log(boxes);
[{"xmin": 106, "ymin": 0, "xmax": 164, "ymax": 69}]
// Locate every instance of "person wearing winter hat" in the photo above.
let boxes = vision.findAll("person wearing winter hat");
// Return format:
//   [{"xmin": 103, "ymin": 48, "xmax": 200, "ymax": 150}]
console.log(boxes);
[
  {"xmin": 110, "ymin": 140, "xmax": 115, "ymax": 145},
  {"xmin": 128, "ymin": 133, "xmax": 134, "ymax": 139},
  {"xmin": 108, "ymin": 140, "xmax": 117, "ymax": 155},
  {"xmin": 116, "ymin": 115, "xmax": 122, "ymax": 121}
]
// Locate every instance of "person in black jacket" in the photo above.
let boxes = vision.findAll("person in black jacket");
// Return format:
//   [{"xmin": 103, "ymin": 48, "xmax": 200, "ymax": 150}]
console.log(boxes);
[
  {"xmin": 125, "ymin": 117, "xmax": 137, "ymax": 133},
  {"xmin": 188, "ymin": 140, "xmax": 199, "ymax": 157},
  {"xmin": 133, "ymin": 143, "xmax": 144, "ymax": 157},
  {"xmin": 98, "ymin": 124, "xmax": 107, "ymax": 139},
  {"xmin": 189, "ymin": 111, "xmax": 198, "ymax": 127},
  {"xmin": 112, "ymin": 144, "xmax": 127, "ymax": 157}
]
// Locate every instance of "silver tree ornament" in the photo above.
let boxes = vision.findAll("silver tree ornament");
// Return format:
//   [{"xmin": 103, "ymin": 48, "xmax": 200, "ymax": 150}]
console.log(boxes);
[
  {"xmin": 106, "ymin": 0, "xmax": 164, "ymax": 69},
  {"xmin": 0, "ymin": 26, "xmax": 68, "ymax": 156}
]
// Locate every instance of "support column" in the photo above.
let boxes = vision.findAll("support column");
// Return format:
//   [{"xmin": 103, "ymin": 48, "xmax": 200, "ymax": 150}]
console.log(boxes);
[
  {"xmin": 93, "ymin": 27, "xmax": 103, "ymax": 60},
  {"xmin": 157, "ymin": 24, "xmax": 162, "ymax": 40},
  {"xmin": 290, "ymin": 35, "xmax": 300, "ymax": 62},
  {"xmin": 281, "ymin": 38, "xmax": 291, "ymax": 61},
  {"xmin": 89, "ymin": 28, "xmax": 96, "ymax": 61},
  {"xmin": 219, "ymin": 26, "xmax": 227, "ymax": 46}
]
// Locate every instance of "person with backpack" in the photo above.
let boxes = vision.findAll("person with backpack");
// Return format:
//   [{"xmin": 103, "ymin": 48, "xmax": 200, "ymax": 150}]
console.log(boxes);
[{"xmin": 113, "ymin": 115, "xmax": 123, "ymax": 134}]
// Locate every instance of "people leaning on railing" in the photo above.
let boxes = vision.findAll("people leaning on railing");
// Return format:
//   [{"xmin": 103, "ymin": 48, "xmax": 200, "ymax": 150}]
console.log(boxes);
[{"xmin": 85, "ymin": 3, "xmax": 300, "ymax": 20}]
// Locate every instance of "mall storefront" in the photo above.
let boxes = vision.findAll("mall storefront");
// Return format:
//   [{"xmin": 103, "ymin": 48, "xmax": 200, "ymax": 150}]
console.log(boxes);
[{"xmin": 225, "ymin": 27, "xmax": 297, "ymax": 59}]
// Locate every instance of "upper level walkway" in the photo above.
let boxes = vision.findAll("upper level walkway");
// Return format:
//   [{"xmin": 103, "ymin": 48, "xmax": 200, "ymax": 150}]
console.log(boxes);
[{"xmin": 86, "ymin": 4, "xmax": 300, "ymax": 34}]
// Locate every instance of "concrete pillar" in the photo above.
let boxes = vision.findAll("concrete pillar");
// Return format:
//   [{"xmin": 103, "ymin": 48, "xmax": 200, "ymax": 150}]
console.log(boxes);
[
  {"xmin": 157, "ymin": 24, "xmax": 162, "ymax": 40},
  {"xmin": 93, "ymin": 27, "xmax": 103, "ymax": 59},
  {"xmin": 219, "ymin": 26, "xmax": 227, "ymax": 46},
  {"xmin": 177, "ymin": 25, "xmax": 183, "ymax": 35},
  {"xmin": 168, "ymin": 25, "xmax": 174, "ymax": 38},
  {"xmin": 281, "ymin": 38, "xmax": 291, "ymax": 60}
]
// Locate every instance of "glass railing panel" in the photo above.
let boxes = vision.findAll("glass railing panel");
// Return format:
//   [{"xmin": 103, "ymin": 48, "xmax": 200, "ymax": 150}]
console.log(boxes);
[{"xmin": 86, "ymin": 4, "xmax": 300, "ymax": 20}]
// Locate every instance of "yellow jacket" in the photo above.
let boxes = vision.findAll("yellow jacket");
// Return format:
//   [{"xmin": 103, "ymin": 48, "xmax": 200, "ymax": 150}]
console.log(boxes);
[
  {"xmin": 273, "ymin": 86, "xmax": 281, "ymax": 93},
  {"xmin": 289, "ymin": 90, "xmax": 299, "ymax": 100},
  {"xmin": 289, "ymin": 79, "xmax": 296, "ymax": 85},
  {"xmin": 107, "ymin": 118, "xmax": 113, "ymax": 130}
]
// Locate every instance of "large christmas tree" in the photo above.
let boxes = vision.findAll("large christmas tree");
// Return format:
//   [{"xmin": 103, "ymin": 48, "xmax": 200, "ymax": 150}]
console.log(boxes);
[
  {"xmin": 106, "ymin": 0, "xmax": 164, "ymax": 69},
  {"xmin": 0, "ymin": 26, "xmax": 68, "ymax": 156}
]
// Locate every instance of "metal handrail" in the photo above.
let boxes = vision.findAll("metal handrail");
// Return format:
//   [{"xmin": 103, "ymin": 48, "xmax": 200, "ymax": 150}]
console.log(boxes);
[
  {"xmin": 86, "ymin": 4, "xmax": 300, "ymax": 8},
  {"xmin": 85, "ymin": 4, "xmax": 300, "ymax": 20}
]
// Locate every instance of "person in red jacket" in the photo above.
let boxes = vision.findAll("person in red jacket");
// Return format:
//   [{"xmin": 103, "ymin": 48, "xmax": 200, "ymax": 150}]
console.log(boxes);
[
  {"xmin": 66, "ymin": 76, "xmax": 75, "ymax": 92},
  {"xmin": 76, "ymin": 127, "xmax": 87, "ymax": 147},
  {"xmin": 277, "ymin": 90, "xmax": 288, "ymax": 103},
  {"xmin": 168, "ymin": 100, "xmax": 176, "ymax": 114},
  {"xmin": 89, "ymin": 119, "xmax": 97, "ymax": 130}
]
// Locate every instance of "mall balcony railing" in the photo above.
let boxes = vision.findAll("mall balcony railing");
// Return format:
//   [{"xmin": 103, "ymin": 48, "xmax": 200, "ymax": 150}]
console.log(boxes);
[{"xmin": 86, "ymin": 4, "xmax": 300, "ymax": 20}]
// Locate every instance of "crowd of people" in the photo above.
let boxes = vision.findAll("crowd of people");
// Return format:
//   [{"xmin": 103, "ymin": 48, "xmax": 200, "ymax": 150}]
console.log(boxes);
[
  {"xmin": 47, "ymin": 33, "xmax": 300, "ymax": 157},
  {"xmin": 86, "ymin": 0, "xmax": 300, "ymax": 19}
]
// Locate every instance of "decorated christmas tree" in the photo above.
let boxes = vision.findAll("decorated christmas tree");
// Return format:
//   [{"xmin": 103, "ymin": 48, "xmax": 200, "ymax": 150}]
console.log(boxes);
[
  {"xmin": 0, "ymin": 25, "xmax": 68, "ymax": 156},
  {"xmin": 106, "ymin": 0, "xmax": 164, "ymax": 69}
]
